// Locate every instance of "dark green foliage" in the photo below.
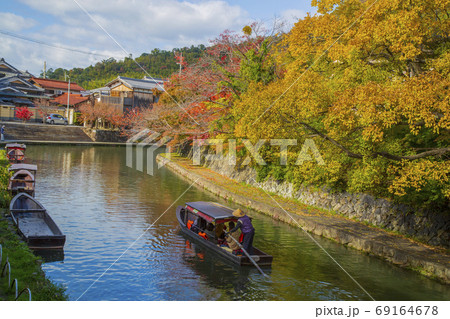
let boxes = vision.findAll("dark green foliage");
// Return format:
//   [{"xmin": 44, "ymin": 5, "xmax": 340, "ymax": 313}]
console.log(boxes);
[
  {"xmin": 255, "ymin": 162, "xmax": 288, "ymax": 183},
  {"xmin": 0, "ymin": 152, "xmax": 11, "ymax": 208},
  {"xmin": 42, "ymin": 45, "xmax": 206, "ymax": 90}
]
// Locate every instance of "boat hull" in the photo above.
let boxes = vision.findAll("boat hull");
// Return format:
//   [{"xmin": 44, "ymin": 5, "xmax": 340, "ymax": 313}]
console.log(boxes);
[
  {"xmin": 26, "ymin": 235, "xmax": 66, "ymax": 250},
  {"xmin": 10, "ymin": 193, "xmax": 66, "ymax": 250},
  {"xmin": 176, "ymin": 206, "xmax": 273, "ymax": 267}
]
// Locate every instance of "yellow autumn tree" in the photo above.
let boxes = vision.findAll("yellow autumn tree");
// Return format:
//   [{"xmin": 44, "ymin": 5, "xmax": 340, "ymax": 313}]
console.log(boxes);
[{"xmin": 233, "ymin": 0, "xmax": 450, "ymax": 207}]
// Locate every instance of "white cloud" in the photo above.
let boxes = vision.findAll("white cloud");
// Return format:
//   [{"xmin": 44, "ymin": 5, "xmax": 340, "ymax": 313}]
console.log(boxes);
[
  {"xmin": 7, "ymin": 0, "xmax": 250, "ymax": 74},
  {"xmin": 4, "ymin": 1, "xmax": 315, "ymax": 76},
  {"xmin": 281, "ymin": 9, "xmax": 307, "ymax": 28},
  {"xmin": 17, "ymin": 0, "xmax": 248, "ymax": 45},
  {"xmin": 0, "ymin": 12, "xmax": 37, "ymax": 32},
  {"xmin": 0, "ymin": 35, "xmax": 122, "ymax": 76},
  {"xmin": 17, "ymin": 0, "xmax": 78, "ymax": 16}
]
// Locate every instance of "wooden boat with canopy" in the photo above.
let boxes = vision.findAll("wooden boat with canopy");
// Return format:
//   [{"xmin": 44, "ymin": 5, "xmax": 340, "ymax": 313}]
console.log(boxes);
[
  {"xmin": 5, "ymin": 143, "xmax": 26, "ymax": 163},
  {"xmin": 9, "ymin": 163, "xmax": 37, "ymax": 177},
  {"xmin": 176, "ymin": 201, "xmax": 273, "ymax": 267},
  {"xmin": 9, "ymin": 193, "xmax": 66, "ymax": 249},
  {"xmin": 8, "ymin": 169, "xmax": 35, "ymax": 197}
]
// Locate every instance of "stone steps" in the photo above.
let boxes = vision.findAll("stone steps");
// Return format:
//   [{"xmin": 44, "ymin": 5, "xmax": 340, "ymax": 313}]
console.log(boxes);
[{"xmin": 0, "ymin": 122, "xmax": 93, "ymax": 142}]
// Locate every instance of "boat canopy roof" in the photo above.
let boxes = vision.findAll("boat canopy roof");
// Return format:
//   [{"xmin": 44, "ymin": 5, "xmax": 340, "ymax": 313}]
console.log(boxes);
[
  {"xmin": 11, "ymin": 169, "xmax": 35, "ymax": 181},
  {"xmin": 9, "ymin": 163, "xmax": 37, "ymax": 172},
  {"xmin": 5, "ymin": 143, "xmax": 26, "ymax": 150},
  {"xmin": 185, "ymin": 201, "xmax": 237, "ymax": 221}
]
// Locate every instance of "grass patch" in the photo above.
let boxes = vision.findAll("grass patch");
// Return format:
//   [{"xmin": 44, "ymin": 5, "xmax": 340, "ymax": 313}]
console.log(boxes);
[
  {"xmin": 0, "ymin": 218, "xmax": 67, "ymax": 300},
  {"xmin": 0, "ymin": 150, "xmax": 67, "ymax": 301}
]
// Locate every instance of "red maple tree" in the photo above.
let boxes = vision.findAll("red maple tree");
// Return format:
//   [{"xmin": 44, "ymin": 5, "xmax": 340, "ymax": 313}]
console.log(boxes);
[
  {"xmin": 150, "ymin": 22, "xmax": 282, "ymax": 140},
  {"xmin": 78, "ymin": 102, "xmax": 148, "ymax": 137},
  {"xmin": 15, "ymin": 107, "xmax": 33, "ymax": 122}
]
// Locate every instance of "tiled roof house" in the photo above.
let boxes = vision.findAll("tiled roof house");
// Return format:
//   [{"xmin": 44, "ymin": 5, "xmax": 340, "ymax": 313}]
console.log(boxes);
[
  {"xmin": 0, "ymin": 58, "xmax": 48, "ymax": 110},
  {"xmin": 30, "ymin": 77, "xmax": 84, "ymax": 97}
]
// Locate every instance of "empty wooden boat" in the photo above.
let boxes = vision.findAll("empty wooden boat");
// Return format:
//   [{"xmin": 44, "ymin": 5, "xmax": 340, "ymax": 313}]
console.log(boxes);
[
  {"xmin": 5, "ymin": 143, "xmax": 26, "ymax": 163},
  {"xmin": 8, "ymin": 169, "xmax": 35, "ymax": 197},
  {"xmin": 176, "ymin": 201, "xmax": 273, "ymax": 267},
  {"xmin": 9, "ymin": 193, "xmax": 66, "ymax": 249}
]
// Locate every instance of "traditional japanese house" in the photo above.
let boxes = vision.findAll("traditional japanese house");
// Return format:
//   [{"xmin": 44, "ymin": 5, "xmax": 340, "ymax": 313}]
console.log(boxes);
[{"xmin": 99, "ymin": 76, "xmax": 165, "ymax": 113}]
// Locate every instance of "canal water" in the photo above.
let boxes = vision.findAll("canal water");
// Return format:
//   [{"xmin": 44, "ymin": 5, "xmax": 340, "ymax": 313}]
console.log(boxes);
[{"xmin": 26, "ymin": 145, "xmax": 449, "ymax": 301}]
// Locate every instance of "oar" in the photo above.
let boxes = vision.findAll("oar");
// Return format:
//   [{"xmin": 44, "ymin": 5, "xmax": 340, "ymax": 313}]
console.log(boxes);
[{"xmin": 226, "ymin": 233, "xmax": 269, "ymax": 278}]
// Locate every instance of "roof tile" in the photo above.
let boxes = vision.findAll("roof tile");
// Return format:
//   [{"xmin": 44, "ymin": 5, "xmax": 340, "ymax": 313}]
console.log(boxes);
[
  {"xmin": 31, "ymin": 77, "xmax": 84, "ymax": 91},
  {"xmin": 51, "ymin": 93, "xmax": 89, "ymax": 106}
]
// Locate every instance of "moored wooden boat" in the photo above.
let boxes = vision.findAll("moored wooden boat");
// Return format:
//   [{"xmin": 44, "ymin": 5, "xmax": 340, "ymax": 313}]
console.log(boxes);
[
  {"xmin": 8, "ymin": 169, "xmax": 35, "ymax": 197},
  {"xmin": 9, "ymin": 193, "xmax": 65, "ymax": 249},
  {"xmin": 176, "ymin": 201, "xmax": 273, "ymax": 267},
  {"xmin": 9, "ymin": 163, "xmax": 37, "ymax": 177},
  {"xmin": 5, "ymin": 143, "xmax": 26, "ymax": 163}
]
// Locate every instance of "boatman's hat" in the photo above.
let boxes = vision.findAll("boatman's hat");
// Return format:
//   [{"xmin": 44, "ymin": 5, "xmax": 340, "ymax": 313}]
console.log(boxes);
[{"xmin": 232, "ymin": 208, "xmax": 245, "ymax": 217}]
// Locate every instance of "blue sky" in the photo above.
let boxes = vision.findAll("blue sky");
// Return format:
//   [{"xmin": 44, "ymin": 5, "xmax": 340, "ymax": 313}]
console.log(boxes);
[{"xmin": 0, "ymin": 1, "xmax": 315, "ymax": 75}]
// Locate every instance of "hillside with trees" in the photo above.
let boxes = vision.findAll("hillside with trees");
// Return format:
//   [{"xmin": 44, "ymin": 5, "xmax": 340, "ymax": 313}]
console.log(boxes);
[{"xmin": 42, "ymin": 45, "xmax": 206, "ymax": 90}]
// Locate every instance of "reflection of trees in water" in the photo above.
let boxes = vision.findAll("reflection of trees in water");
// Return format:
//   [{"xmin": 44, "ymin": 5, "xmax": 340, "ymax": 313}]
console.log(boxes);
[
  {"xmin": 31, "ymin": 146, "xmax": 191, "ymax": 229},
  {"xmin": 181, "ymin": 236, "xmax": 271, "ymax": 301}
]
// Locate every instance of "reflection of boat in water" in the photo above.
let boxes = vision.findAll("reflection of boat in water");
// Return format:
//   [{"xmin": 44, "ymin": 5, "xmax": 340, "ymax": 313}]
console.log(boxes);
[
  {"xmin": 180, "ymin": 236, "xmax": 268, "ymax": 275},
  {"xmin": 5, "ymin": 143, "xmax": 26, "ymax": 163},
  {"xmin": 176, "ymin": 201, "xmax": 273, "ymax": 267},
  {"xmin": 8, "ymin": 169, "xmax": 35, "ymax": 197},
  {"xmin": 180, "ymin": 237, "xmax": 271, "ymax": 299},
  {"xmin": 34, "ymin": 248, "xmax": 65, "ymax": 263},
  {"xmin": 10, "ymin": 193, "xmax": 66, "ymax": 249}
]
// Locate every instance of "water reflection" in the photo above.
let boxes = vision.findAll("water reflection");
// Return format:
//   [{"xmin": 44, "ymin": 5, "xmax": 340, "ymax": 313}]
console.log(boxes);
[
  {"xmin": 23, "ymin": 145, "xmax": 450, "ymax": 301},
  {"xmin": 180, "ymin": 237, "xmax": 272, "ymax": 300},
  {"xmin": 34, "ymin": 249, "xmax": 64, "ymax": 263}
]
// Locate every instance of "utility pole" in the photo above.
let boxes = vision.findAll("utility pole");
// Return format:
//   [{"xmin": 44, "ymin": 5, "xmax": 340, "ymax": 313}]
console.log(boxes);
[
  {"xmin": 67, "ymin": 76, "xmax": 71, "ymax": 124},
  {"xmin": 175, "ymin": 51, "xmax": 183, "ymax": 74},
  {"xmin": 43, "ymin": 61, "xmax": 46, "ymax": 79}
]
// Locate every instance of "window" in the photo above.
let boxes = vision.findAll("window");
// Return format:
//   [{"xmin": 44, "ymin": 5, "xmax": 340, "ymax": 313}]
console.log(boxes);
[
  {"xmin": 186, "ymin": 212, "xmax": 197, "ymax": 230},
  {"xmin": 180, "ymin": 208, "xmax": 186, "ymax": 223},
  {"xmin": 198, "ymin": 218, "xmax": 207, "ymax": 230},
  {"xmin": 186, "ymin": 213, "xmax": 208, "ymax": 233}
]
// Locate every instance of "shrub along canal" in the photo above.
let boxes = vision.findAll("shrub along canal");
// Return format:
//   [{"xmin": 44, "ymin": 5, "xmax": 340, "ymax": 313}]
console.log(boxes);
[{"xmin": 26, "ymin": 145, "xmax": 450, "ymax": 301}]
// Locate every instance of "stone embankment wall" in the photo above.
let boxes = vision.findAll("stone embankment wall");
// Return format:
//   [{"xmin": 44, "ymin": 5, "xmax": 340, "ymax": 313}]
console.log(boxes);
[
  {"xmin": 204, "ymin": 156, "xmax": 449, "ymax": 248},
  {"xmin": 83, "ymin": 128, "xmax": 128, "ymax": 143}
]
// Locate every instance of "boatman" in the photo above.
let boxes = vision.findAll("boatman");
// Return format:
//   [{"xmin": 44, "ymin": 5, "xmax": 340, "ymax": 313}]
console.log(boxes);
[
  {"xmin": 225, "ymin": 221, "xmax": 241, "ymax": 253},
  {"xmin": 227, "ymin": 208, "xmax": 255, "ymax": 255}
]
